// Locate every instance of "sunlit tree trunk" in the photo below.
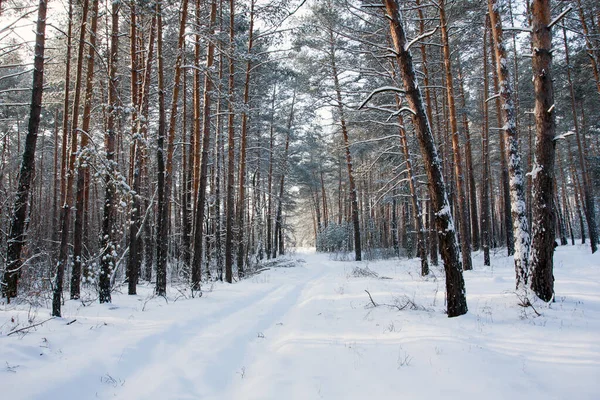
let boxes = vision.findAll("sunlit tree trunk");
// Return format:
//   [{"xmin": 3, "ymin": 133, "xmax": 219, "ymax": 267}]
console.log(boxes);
[
  {"xmin": 192, "ymin": 0, "xmax": 218, "ymax": 289},
  {"xmin": 383, "ymin": 0, "xmax": 467, "ymax": 317},
  {"xmin": 562, "ymin": 26, "xmax": 597, "ymax": 253},
  {"xmin": 71, "ymin": 0, "xmax": 100, "ymax": 300},
  {"xmin": 529, "ymin": 0, "xmax": 557, "ymax": 302},
  {"xmin": 236, "ymin": 0, "xmax": 256, "ymax": 276},
  {"xmin": 439, "ymin": 0, "xmax": 472, "ymax": 271},
  {"xmin": 488, "ymin": 0, "xmax": 531, "ymax": 290}
]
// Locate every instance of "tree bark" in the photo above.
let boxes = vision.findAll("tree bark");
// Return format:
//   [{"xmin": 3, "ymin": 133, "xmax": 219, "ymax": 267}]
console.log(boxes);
[
  {"xmin": 489, "ymin": 28, "xmax": 515, "ymax": 257},
  {"xmin": 71, "ymin": 0, "xmax": 100, "ymax": 300},
  {"xmin": 99, "ymin": 0, "xmax": 120, "ymax": 304},
  {"xmin": 457, "ymin": 62, "xmax": 480, "ymax": 251},
  {"xmin": 225, "ymin": 0, "xmax": 236, "ymax": 283},
  {"xmin": 53, "ymin": 0, "xmax": 90, "ymax": 316},
  {"xmin": 192, "ymin": 0, "xmax": 218, "ymax": 289},
  {"xmin": 2, "ymin": 0, "xmax": 48, "ymax": 301},
  {"xmin": 439, "ymin": 0, "xmax": 472, "ymax": 271},
  {"xmin": 273, "ymin": 92, "xmax": 295, "ymax": 258},
  {"xmin": 481, "ymin": 16, "xmax": 491, "ymax": 266},
  {"xmin": 329, "ymin": 28, "xmax": 361, "ymax": 262},
  {"xmin": 488, "ymin": 0, "xmax": 531, "ymax": 290},
  {"xmin": 562, "ymin": 26, "xmax": 597, "ymax": 253},
  {"xmin": 383, "ymin": 0, "xmax": 467, "ymax": 317},
  {"xmin": 529, "ymin": 0, "xmax": 557, "ymax": 302},
  {"xmin": 155, "ymin": 2, "xmax": 168, "ymax": 296},
  {"xmin": 236, "ymin": 0, "xmax": 256, "ymax": 276}
]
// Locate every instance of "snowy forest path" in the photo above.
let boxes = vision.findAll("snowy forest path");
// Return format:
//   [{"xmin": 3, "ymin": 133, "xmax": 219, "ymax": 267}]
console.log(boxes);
[
  {"xmin": 22, "ymin": 251, "xmax": 331, "ymax": 400},
  {"xmin": 4, "ymin": 248, "xmax": 600, "ymax": 400}
]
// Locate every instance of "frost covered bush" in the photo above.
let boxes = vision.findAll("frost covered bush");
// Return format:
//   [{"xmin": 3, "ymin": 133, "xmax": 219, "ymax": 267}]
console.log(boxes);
[{"xmin": 316, "ymin": 222, "xmax": 352, "ymax": 253}]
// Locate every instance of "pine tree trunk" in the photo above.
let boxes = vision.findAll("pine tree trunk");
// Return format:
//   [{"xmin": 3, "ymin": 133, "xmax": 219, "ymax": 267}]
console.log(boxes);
[
  {"xmin": 273, "ymin": 92, "xmax": 295, "ymax": 259},
  {"xmin": 2, "ymin": 0, "xmax": 48, "ymax": 301},
  {"xmin": 236, "ymin": 0, "xmax": 255, "ymax": 277},
  {"xmin": 383, "ymin": 0, "xmax": 467, "ymax": 317},
  {"xmin": 457, "ymin": 62, "xmax": 480, "ymax": 251},
  {"xmin": 488, "ymin": 27, "xmax": 514, "ymax": 256},
  {"xmin": 225, "ymin": 0, "xmax": 236, "ymax": 283},
  {"xmin": 71, "ymin": 0, "xmax": 99, "ymax": 300},
  {"xmin": 329, "ymin": 29, "xmax": 361, "ymax": 262},
  {"xmin": 58, "ymin": 0, "xmax": 73, "ymax": 241},
  {"xmin": 439, "ymin": 0, "xmax": 472, "ymax": 271},
  {"xmin": 529, "ymin": 0, "xmax": 557, "ymax": 302},
  {"xmin": 213, "ymin": 12, "xmax": 225, "ymax": 280},
  {"xmin": 53, "ymin": 0, "xmax": 91, "ymax": 316},
  {"xmin": 129, "ymin": 13, "xmax": 157, "ymax": 293},
  {"xmin": 192, "ymin": 0, "xmax": 218, "ymax": 289},
  {"xmin": 155, "ymin": 3, "xmax": 168, "ymax": 296},
  {"xmin": 158, "ymin": 0, "xmax": 190, "ymax": 294},
  {"xmin": 481, "ymin": 16, "xmax": 491, "ymax": 267},
  {"xmin": 562, "ymin": 26, "xmax": 598, "ymax": 253},
  {"xmin": 576, "ymin": 0, "xmax": 600, "ymax": 96},
  {"xmin": 99, "ymin": 0, "xmax": 119, "ymax": 304},
  {"xmin": 396, "ymin": 111, "xmax": 428, "ymax": 275},
  {"xmin": 488, "ymin": 0, "xmax": 531, "ymax": 291},
  {"xmin": 266, "ymin": 84, "xmax": 275, "ymax": 259}
]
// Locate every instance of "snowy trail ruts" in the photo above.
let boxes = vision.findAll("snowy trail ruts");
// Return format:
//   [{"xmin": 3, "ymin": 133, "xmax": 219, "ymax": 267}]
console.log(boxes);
[{"xmin": 33, "ymin": 258, "xmax": 329, "ymax": 400}]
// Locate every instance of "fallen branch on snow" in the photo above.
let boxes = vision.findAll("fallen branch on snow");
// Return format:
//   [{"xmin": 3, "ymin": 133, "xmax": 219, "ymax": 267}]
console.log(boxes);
[{"xmin": 7, "ymin": 317, "xmax": 54, "ymax": 336}]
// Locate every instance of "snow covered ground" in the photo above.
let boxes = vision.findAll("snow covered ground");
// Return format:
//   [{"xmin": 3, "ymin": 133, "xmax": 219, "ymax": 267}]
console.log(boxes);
[{"xmin": 1, "ymin": 245, "xmax": 599, "ymax": 399}]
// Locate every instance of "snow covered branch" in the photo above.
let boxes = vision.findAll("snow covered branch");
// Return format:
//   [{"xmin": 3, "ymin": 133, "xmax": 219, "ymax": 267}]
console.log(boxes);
[{"xmin": 358, "ymin": 86, "xmax": 405, "ymax": 110}]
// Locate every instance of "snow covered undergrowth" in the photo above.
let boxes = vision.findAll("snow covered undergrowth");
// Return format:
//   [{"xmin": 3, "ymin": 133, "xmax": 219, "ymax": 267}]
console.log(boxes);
[{"xmin": 1, "ymin": 246, "xmax": 599, "ymax": 400}]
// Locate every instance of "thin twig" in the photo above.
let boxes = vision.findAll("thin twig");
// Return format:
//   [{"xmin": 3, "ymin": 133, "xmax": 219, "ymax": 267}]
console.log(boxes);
[
  {"xmin": 365, "ymin": 290, "xmax": 378, "ymax": 307},
  {"xmin": 7, "ymin": 317, "xmax": 54, "ymax": 336}
]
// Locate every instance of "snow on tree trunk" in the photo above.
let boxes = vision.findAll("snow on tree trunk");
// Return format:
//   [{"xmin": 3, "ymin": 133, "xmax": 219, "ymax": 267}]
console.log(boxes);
[
  {"xmin": 192, "ymin": 0, "xmax": 218, "ymax": 290},
  {"xmin": 99, "ymin": 1, "xmax": 120, "ymax": 304},
  {"xmin": 488, "ymin": 0, "xmax": 531, "ymax": 292},
  {"xmin": 383, "ymin": 0, "xmax": 467, "ymax": 317},
  {"xmin": 529, "ymin": 0, "xmax": 557, "ymax": 302}
]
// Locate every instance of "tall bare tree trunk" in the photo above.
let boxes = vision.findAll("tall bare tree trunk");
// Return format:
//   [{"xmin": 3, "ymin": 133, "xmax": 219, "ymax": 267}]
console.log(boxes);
[
  {"xmin": 266, "ymin": 84, "xmax": 275, "ymax": 259},
  {"xmin": 489, "ymin": 29, "xmax": 515, "ymax": 256},
  {"xmin": 71, "ymin": 0, "xmax": 99, "ymax": 300},
  {"xmin": 155, "ymin": 2, "xmax": 168, "ymax": 295},
  {"xmin": 128, "ymin": 5, "xmax": 156, "ymax": 295},
  {"xmin": 58, "ymin": 0, "xmax": 73, "ymax": 239},
  {"xmin": 457, "ymin": 62, "xmax": 480, "ymax": 251},
  {"xmin": 488, "ymin": 0, "xmax": 531, "ymax": 291},
  {"xmin": 439, "ymin": 0, "xmax": 472, "ymax": 271},
  {"xmin": 562, "ymin": 26, "xmax": 597, "ymax": 253},
  {"xmin": 214, "ymin": 2, "xmax": 225, "ymax": 280},
  {"xmin": 99, "ymin": 0, "xmax": 120, "ymax": 303},
  {"xmin": 481, "ymin": 16, "xmax": 491, "ymax": 266},
  {"xmin": 576, "ymin": 0, "xmax": 600, "ymax": 96},
  {"xmin": 273, "ymin": 92, "xmax": 295, "ymax": 259},
  {"xmin": 2, "ymin": 0, "xmax": 48, "ymax": 301},
  {"xmin": 158, "ymin": 0, "xmax": 190, "ymax": 295},
  {"xmin": 236, "ymin": 0, "xmax": 255, "ymax": 276},
  {"xmin": 225, "ymin": 0, "xmax": 236, "ymax": 283},
  {"xmin": 329, "ymin": 29, "xmax": 361, "ymax": 262},
  {"xmin": 529, "ymin": 0, "xmax": 557, "ymax": 302},
  {"xmin": 192, "ymin": 0, "xmax": 202, "ymax": 204},
  {"xmin": 192, "ymin": 0, "xmax": 218, "ymax": 289},
  {"xmin": 383, "ymin": 0, "xmax": 467, "ymax": 317}
]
